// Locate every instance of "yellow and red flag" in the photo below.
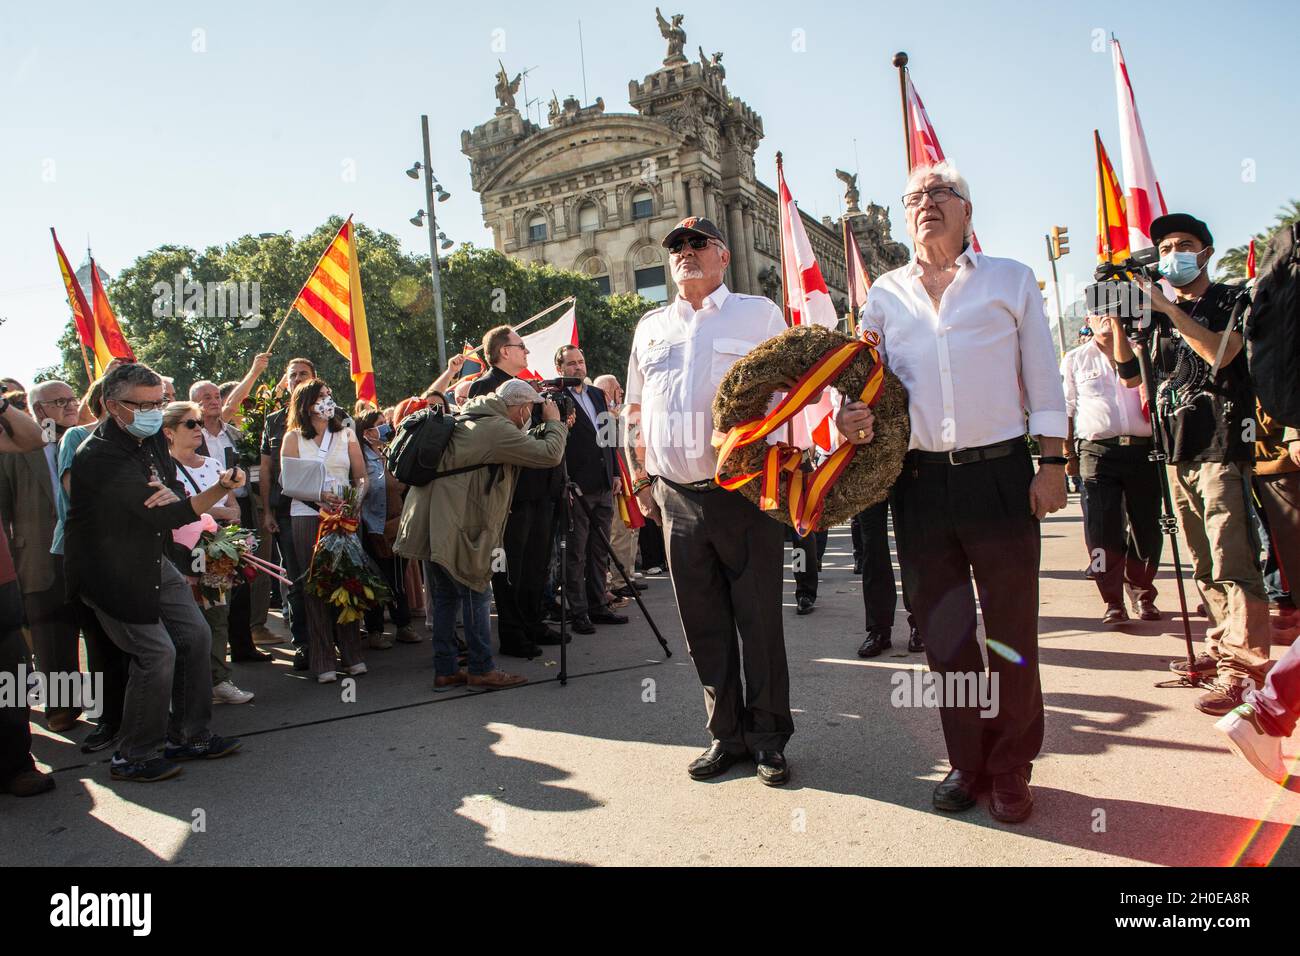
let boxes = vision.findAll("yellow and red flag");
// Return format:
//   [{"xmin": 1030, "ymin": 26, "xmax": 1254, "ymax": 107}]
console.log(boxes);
[
  {"xmin": 88, "ymin": 258, "xmax": 137, "ymax": 373},
  {"xmin": 51, "ymin": 229, "xmax": 97, "ymax": 376},
  {"xmin": 290, "ymin": 217, "xmax": 376, "ymax": 403},
  {"xmin": 1095, "ymin": 131, "xmax": 1129, "ymax": 265}
]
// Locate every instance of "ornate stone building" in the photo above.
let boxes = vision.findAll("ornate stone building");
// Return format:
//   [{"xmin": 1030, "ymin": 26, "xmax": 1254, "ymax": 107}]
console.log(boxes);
[{"xmin": 461, "ymin": 13, "xmax": 908, "ymax": 309}]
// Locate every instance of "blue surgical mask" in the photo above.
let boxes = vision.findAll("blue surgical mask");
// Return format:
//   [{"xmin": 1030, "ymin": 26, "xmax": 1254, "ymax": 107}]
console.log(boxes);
[
  {"xmin": 377, "ymin": 423, "xmax": 393, "ymax": 442},
  {"xmin": 124, "ymin": 409, "xmax": 163, "ymax": 439},
  {"xmin": 1158, "ymin": 250, "xmax": 1204, "ymax": 287}
]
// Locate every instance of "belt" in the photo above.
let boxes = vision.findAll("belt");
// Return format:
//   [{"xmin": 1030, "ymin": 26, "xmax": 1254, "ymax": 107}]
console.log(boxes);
[
  {"xmin": 1083, "ymin": 435, "xmax": 1152, "ymax": 448},
  {"xmin": 907, "ymin": 437, "xmax": 1026, "ymax": 467},
  {"xmin": 657, "ymin": 476, "xmax": 721, "ymax": 494}
]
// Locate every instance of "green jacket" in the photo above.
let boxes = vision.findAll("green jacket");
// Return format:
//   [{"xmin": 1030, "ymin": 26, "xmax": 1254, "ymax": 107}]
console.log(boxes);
[{"xmin": 394, "ymin": 395, "xmax": 567, "ymax": 592}]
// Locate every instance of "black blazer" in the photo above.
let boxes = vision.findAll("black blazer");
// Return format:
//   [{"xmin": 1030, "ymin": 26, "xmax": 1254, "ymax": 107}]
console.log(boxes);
[{"xmin": 563, "ymin": 386, "xmax": 616, "ymax": 495}]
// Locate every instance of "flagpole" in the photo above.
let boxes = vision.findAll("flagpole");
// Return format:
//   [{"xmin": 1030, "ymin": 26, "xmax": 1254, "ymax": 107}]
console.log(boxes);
[
  {"xmin": 841, "ymin": 217, "xmax": 854, "ymax": 336},
  {"xmin": 266, "ymin": 216, "xmax": 353, "ymax": 352},
  {"xmin": 893, "ymin": 52, "xmax": 912, "ymax": 174},
  {"xmin": 775, "ymin": 153, "xmax": 794, "ymax": 448},
  {"xmin": 452, "ymin": 295, "xmax": 579, "ymax": 363}
]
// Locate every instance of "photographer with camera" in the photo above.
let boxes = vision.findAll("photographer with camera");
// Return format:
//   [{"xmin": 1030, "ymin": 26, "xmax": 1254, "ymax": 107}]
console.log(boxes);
[
  {"xmin": 395, "ymin": 379, "xmax": 568, "ymax": 691},
  {"xmin": 469, "ymin": 327, "xmax": 573, "ymax": 657},
  {"xmin": 1104, "ymin": 213, "xmax": 1270, "ymax": 715},
  {"xmin": 1061, "ymin": 314, "xmax": 1163, "ymax": 625},
  {"xmin": 553, "ymin": 346, "xmax": 627, "ymax": 635}
]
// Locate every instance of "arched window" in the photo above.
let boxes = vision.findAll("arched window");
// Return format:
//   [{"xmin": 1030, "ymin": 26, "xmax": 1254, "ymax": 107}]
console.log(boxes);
[
  {"xmin": 635, "ymin": 266, "xmax": 666, "ymax": 304},
  {"xmin": 578, "ymin": 202, "xmax": 600, "ymax": 233},
  {"xmin": 631, "ymin": 189, "xmax": 653, "ymax": 220},
  {"xmin": 528, "ymin": 213, "xmax": 547, "ymax": 243}
]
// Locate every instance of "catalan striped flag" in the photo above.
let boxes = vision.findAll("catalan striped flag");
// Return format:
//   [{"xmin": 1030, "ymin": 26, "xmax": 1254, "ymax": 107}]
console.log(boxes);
[
  {"xmin": 1094, "ymin": 131, "xmax": 1130, "ymax": 265},
  {"xmin": 290, "ymin": 217, "xmax": 377, "ymax": 403},
  {"xmin": 457, "ymin": 344, "xmax": 485, "ymax": 382}
]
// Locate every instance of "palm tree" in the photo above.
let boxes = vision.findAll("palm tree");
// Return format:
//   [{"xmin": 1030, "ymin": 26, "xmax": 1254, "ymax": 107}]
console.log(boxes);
[{"xmin": 1217, "ymin": 199, "xmax": 1300, "ymax": 279}]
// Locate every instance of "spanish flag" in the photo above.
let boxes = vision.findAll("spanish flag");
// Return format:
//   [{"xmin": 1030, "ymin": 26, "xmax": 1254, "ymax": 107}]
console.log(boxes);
[
  {"xmin": 51, "ymin": 229, "xmax": 96, "ymax": 367},
  {"xmin": 290, "ymin": 217, "xmax": 376, "ymax": 403},
  {"xmin": 89, "ymin": 258, "xmax": 137, "ymax": 373},
  {"xmin": 1095, "ymin": 130, "xmax": 1130, "ymax": 265}
]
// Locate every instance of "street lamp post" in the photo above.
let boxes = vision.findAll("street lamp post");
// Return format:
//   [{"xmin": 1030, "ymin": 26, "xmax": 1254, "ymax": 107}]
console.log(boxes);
[
  {"xmin": 1045, "ymin": 225, "xmax": 1070, "ymax": 357},
  {"xmin": 420, "ymin": 114, "xmax": 448, "ymax": 369}
]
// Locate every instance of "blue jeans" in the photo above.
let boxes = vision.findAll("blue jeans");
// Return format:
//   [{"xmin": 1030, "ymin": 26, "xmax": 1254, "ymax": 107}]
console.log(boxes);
[{"xmin": 426, "ymin": 561, "xmax": 493, "ymax": 677}]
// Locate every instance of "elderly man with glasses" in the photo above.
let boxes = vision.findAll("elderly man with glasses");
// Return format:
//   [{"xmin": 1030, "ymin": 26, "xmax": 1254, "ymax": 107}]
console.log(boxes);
[
  {"xmin": 856, "ymin": 162, "xmax": 1068, "ymax": 823},
  {"xmin": 64, "ymin": 363, "xmax": 244, "ymax": 782}
]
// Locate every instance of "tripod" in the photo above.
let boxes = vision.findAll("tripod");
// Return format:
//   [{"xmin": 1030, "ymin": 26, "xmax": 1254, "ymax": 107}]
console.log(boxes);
[
  {"xmin": 555, "ymin": 468, "xmax": 672, "ymax": 687},
  {"xmin": 1134, "ymin": 328, "xmax": 1204, "ymax": 688}
]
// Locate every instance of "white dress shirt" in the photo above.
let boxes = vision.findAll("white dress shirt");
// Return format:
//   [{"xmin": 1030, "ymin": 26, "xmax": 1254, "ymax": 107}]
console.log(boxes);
[
  {"xmin": 1060, "ymin": 339, "xmax": 1151, "ymax": 441},
  {"xmin": 626, "ymin": 284, "xmax": 787, "ymax": 484},
  {"xmin": 859, "ymin": 247, "xmax": 1068, "ymax": 452}
]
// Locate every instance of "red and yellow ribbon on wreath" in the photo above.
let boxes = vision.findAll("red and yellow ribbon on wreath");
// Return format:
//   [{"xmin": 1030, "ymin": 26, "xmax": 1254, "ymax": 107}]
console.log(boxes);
[{"xmin": 713, "ymin": 336, "xmax": 887, "ymax": 536}]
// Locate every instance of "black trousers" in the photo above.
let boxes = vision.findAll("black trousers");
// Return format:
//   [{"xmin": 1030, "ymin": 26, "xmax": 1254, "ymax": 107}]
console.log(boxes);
[
  {"xmin": 562, "ymin": 488, "xmax": 613, "ymax": 618},
  {"xmin": 362, "ymin": 537, "xmax": 411, "ymax": 632},
  {"xmin": 225, "ymin": 496, "xmax": 256, "ymax": 656},
  {"xmin": 274, "ymin": 506, "xmax": 308, "ymax": 648},
  {"xmin": 856, "ymin": 497, "xmax": 916, "ymax": 635},
  {"xmin": 77, "ymin": 599, "xmax": 127, "ymax": 730},
  {"xmin": 655, "ymin": 481, "xmax": 792, "ymax": 753},
  {"xmin": 1078, "ymin": 440, "xmax": 1162, "ymax": 607},
  {"xmin": 0, "ymin": 626, "xmax": 34, "ymax": 782},
  {"xmin": 788, "ymin": 527, "xmax": 828, "ymax": 601},
  {"xmin": 493, "ymin": 497, "xmax": 556, "ymax": 646},
  {"xmin": 21, "ymin": 556, "xmax": 82, "ymax": 720},
  {"xmin": 894, "ymin": 446, "xmax": 1044, "ymax": 776},
  {"xmin": 638, "ymin": 521, "xmax": 666, "ymax": 570}
]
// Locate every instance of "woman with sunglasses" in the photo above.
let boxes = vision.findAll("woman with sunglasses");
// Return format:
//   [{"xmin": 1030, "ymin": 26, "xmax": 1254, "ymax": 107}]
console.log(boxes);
[{"xmin": 162, "ymin": 401, "xmax": 256, "ymax": 705}]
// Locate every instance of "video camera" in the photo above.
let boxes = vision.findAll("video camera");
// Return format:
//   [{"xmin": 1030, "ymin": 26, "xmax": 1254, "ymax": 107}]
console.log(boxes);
[
  {"xmin": 534, "ymin": 376, "xmax": 583, "ymax": 419},
  {"xmin": 1084, "ymin": 247, "xmax": 1162, "ymax": 336}
]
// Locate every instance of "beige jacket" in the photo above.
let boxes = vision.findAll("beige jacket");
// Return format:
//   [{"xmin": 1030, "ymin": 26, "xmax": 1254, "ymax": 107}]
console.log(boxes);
[{"xmin": 394, "ymin": 395, "xmax": 567, "ymax": 591}]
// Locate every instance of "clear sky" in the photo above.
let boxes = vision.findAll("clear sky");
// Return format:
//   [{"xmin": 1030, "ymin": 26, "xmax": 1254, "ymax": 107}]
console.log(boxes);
[{"xmin": 3, "ymin": 0, "xmax": 1296, "ymax": 385}]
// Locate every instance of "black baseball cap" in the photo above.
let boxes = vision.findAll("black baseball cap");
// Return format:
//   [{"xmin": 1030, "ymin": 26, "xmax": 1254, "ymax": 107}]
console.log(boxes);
[
  {"xmin": 661, "ymin": 216, "xmax": 726, "ymax": 249},
  {"xmin": 1150, "ymin": 213, "xmax": 1213, "ymax": 249}
]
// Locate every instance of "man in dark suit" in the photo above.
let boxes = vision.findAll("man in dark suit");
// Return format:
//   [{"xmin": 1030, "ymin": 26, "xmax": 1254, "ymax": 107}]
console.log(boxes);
[
  {"xmin": 0, "ymin": 380, "xmax": 84, "ymax": 733},
  {"xmin": 469, "ymin": 326, "xmax": 564, "ymax": 656},
  {"xmin": 555, "ymin": 346, "xmax": 627, "ymax": 634}
]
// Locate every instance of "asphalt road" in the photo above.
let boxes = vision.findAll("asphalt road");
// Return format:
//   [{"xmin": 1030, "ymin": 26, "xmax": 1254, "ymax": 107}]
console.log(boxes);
[{"xmin": 6, "ymin": 497, "xmax": 1299, "ymax": 866}]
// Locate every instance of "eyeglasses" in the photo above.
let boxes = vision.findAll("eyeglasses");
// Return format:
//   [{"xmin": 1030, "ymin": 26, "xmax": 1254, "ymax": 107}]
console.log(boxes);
[
  {"xmin": 37, "ymin": 397, "xmax": 77, "ymax": 409},
  {"xmin": 503, "ymin": 342, "xmax": 529, "ymax": 352},
  {"xmin": 116, "ymin": 398, "xmax": 167, "ymax": 412},
  {"xmin": 668, "ymin": 236, "xmax": 714, "ymax": 255},
  {"xmin": 901, "ymin": 186, "xmax": 965, "ymax": 209},
  {"xmin": 179, "ymin": 419, "xmax": 203, "ymax": 429}
]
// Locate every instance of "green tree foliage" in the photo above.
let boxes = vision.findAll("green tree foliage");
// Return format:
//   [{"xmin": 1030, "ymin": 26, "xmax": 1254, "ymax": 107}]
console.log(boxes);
[
  {"xmin": 1217, "ymin": 199, "xmax": 1300, "ymax": 280},
  {"xmin": 51, "ymin": 220, "xmax": 655, "ymax": 402}
]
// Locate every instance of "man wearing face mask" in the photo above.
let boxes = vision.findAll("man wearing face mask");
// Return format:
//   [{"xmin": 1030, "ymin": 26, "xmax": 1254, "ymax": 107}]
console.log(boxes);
[
  {"xmin": 1106, "ymin": 212, "xmax": 1269, "ymax": 716},
  {"xmin": 64, "ymin": 363, "xmax": 244, "ymax": 782}
]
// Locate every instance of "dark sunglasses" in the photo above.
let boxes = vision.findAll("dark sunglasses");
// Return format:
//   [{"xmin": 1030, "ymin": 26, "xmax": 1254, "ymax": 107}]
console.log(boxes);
[
  {"xmin": 178, "ymin": 419, "xmax": 203, "ymax": 429},
  {"xmin": 668, "ymin": 235, "xmax": 714, "ymax": 255}
]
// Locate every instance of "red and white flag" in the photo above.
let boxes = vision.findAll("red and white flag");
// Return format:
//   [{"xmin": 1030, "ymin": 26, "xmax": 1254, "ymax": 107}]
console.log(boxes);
[
  {"xmin": 777, "ymin": 158, "xmax": 837, "ymax": 452},
  {"xmin": 1112, "ymin": 37, "xmax": 1167, "ymax": 251},
  {"xmin": 844, "ymin": 222, "xmax": 872, "ymax": 331},
  {"xmin": 519, "ymin": 303, "xmax": 578, "ymax": 380},
  {"xmin": 903, "ymin": 71, "xmax": 980, "ymax": 252}
]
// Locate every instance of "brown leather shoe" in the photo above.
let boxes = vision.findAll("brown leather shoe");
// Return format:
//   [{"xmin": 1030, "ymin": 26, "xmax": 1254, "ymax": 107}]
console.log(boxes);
[
  {"xmin": 932, "ymin": 768, "xmax": 981, "ymax": 812},
  {"xmin": 467, "ymin": 670, "xmax": 528, "ymax": 692},
  {"xmin": 4, "ymin": 769, "xmax": 55, "ymax": 797},
  {"xmin": 433, "ymin": 671, "xmax": 468, "ymax": 693},
  {"xmin": 46, "ymin": 710, "xmax": 81, "ymax": 734},
  {"xmin": 989, "ymin": 772, "xmax": 1033, "ymax": 823}
]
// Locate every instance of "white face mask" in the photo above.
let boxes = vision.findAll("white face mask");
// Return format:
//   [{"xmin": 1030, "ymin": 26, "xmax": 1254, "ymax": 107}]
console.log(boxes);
[{"xmin": 313, "ymin": 396, "xmax": 336, "ymax": 419}]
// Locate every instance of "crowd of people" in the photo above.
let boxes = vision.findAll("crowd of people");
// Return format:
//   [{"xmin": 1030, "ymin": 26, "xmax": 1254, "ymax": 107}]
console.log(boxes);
[{"xmin": 1, "ymin": 158, "xmax": 1297, "ymax": 815}]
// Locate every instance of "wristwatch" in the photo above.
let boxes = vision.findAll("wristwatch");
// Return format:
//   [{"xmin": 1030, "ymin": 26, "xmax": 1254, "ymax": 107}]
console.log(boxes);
[{"xmin": 1038, "ymin": 456, "xmax": 1069, "ymax": 467}]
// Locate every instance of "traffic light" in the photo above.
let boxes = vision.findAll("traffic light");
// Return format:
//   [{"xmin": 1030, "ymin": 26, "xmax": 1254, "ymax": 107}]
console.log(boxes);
[{"xmin": 1050, "ymin": 225, "xmax": 1070, "ymax": 258}]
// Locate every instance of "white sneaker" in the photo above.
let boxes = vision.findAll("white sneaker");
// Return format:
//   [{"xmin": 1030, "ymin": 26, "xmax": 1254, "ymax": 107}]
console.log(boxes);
[
  {"xmin": 344, "ymin": 663, "xmax": 368, "ymax": 676},
  {"xmin": 212, "ymin": 680, "xmax": 255, "ymax": 705},
  {"xmin": 317, "ymin": 671, "xmax": 338, "ymax": 684},
  {"xmin": 1215, "ymin": 704, "xmax": 1288, "ymax": 784}
]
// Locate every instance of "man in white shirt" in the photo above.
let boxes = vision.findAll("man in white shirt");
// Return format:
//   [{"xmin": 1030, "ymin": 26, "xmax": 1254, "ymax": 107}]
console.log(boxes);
[
  {"xmin": 625, "ymin": 216, "xmax": 873, "ymax": 787},
  {"xmin": 1061, "ymin": 313, "xmax": 1162, "ymax": 625},
  {"xmin": 857, "ymin": 161, "xmax": 1068, "ymax": 824}
]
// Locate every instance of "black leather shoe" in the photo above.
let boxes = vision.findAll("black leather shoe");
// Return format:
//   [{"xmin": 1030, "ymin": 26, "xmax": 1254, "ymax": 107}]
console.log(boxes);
[
  {"xmin": 754, "ymin": 750, "xmax": 789, "ymax": 787},
  {"xmin": 687, "ymin": 742, "xmax": 743, "ymax": 780},
  {"xmin": 1135, "ymin": 601, "xmax": 1162, "ymax": 621},
  {"xmin": 857, "ymin": 630, "xmax": 891, "ymax": 658},
  {"xmin": 292, "ymin": 648, "xmax": 309, "ymax": 671},
  {"xmin": 932, "ymin": 768, "xmax": 982, "ymax": 812},
  {"xmin": 533, "ymin": 627, "xmax": 571, "ymax": 646},
  {"xmin": 989, "ymin": 771, "xmax": 1033, "ymax": 823},
  {"xmin": 589, "ymin": 609, "xmax": 628, "ymax": 625},
  {"xmin": 498, "ymin": 641, "xmax": 541, "ymax": 659},
  {"xmin": 1102, "ymin": 604, "xmax": 1129, "ymax": 626},
  {"xmin": 232, "ymin": 648, "xmax": 273, "ymax": 662},
  {"xmin": 81, "ymin": 722, "xmax": 118, "ymax": 754},
  {"xmin": 570, "ymin": 616, "xmax": 596, "ymax": 635},
  {"xmin": 907, "ymin": 627, "xmax": 924, "ymax": 653},
  {"xmin": 796, "ymin": 595, "xmax": 815, "ymax": 615},
  {"xmin": 853, "ymin": 557, "xmax": 864, "ymax": 574}
]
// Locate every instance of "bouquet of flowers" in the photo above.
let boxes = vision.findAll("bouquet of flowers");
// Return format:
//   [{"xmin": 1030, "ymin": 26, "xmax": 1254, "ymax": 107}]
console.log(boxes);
[
  {"xmin": 235, "ymin": 382, "xmax": 283, "ymax": 467},
  {"xmin": 305, "ymin": 487, "xmax": 391, "ymax": 624},
  {"xmin": 178, "ymin": 514, "xmax": 293, "ymax": 607}
]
